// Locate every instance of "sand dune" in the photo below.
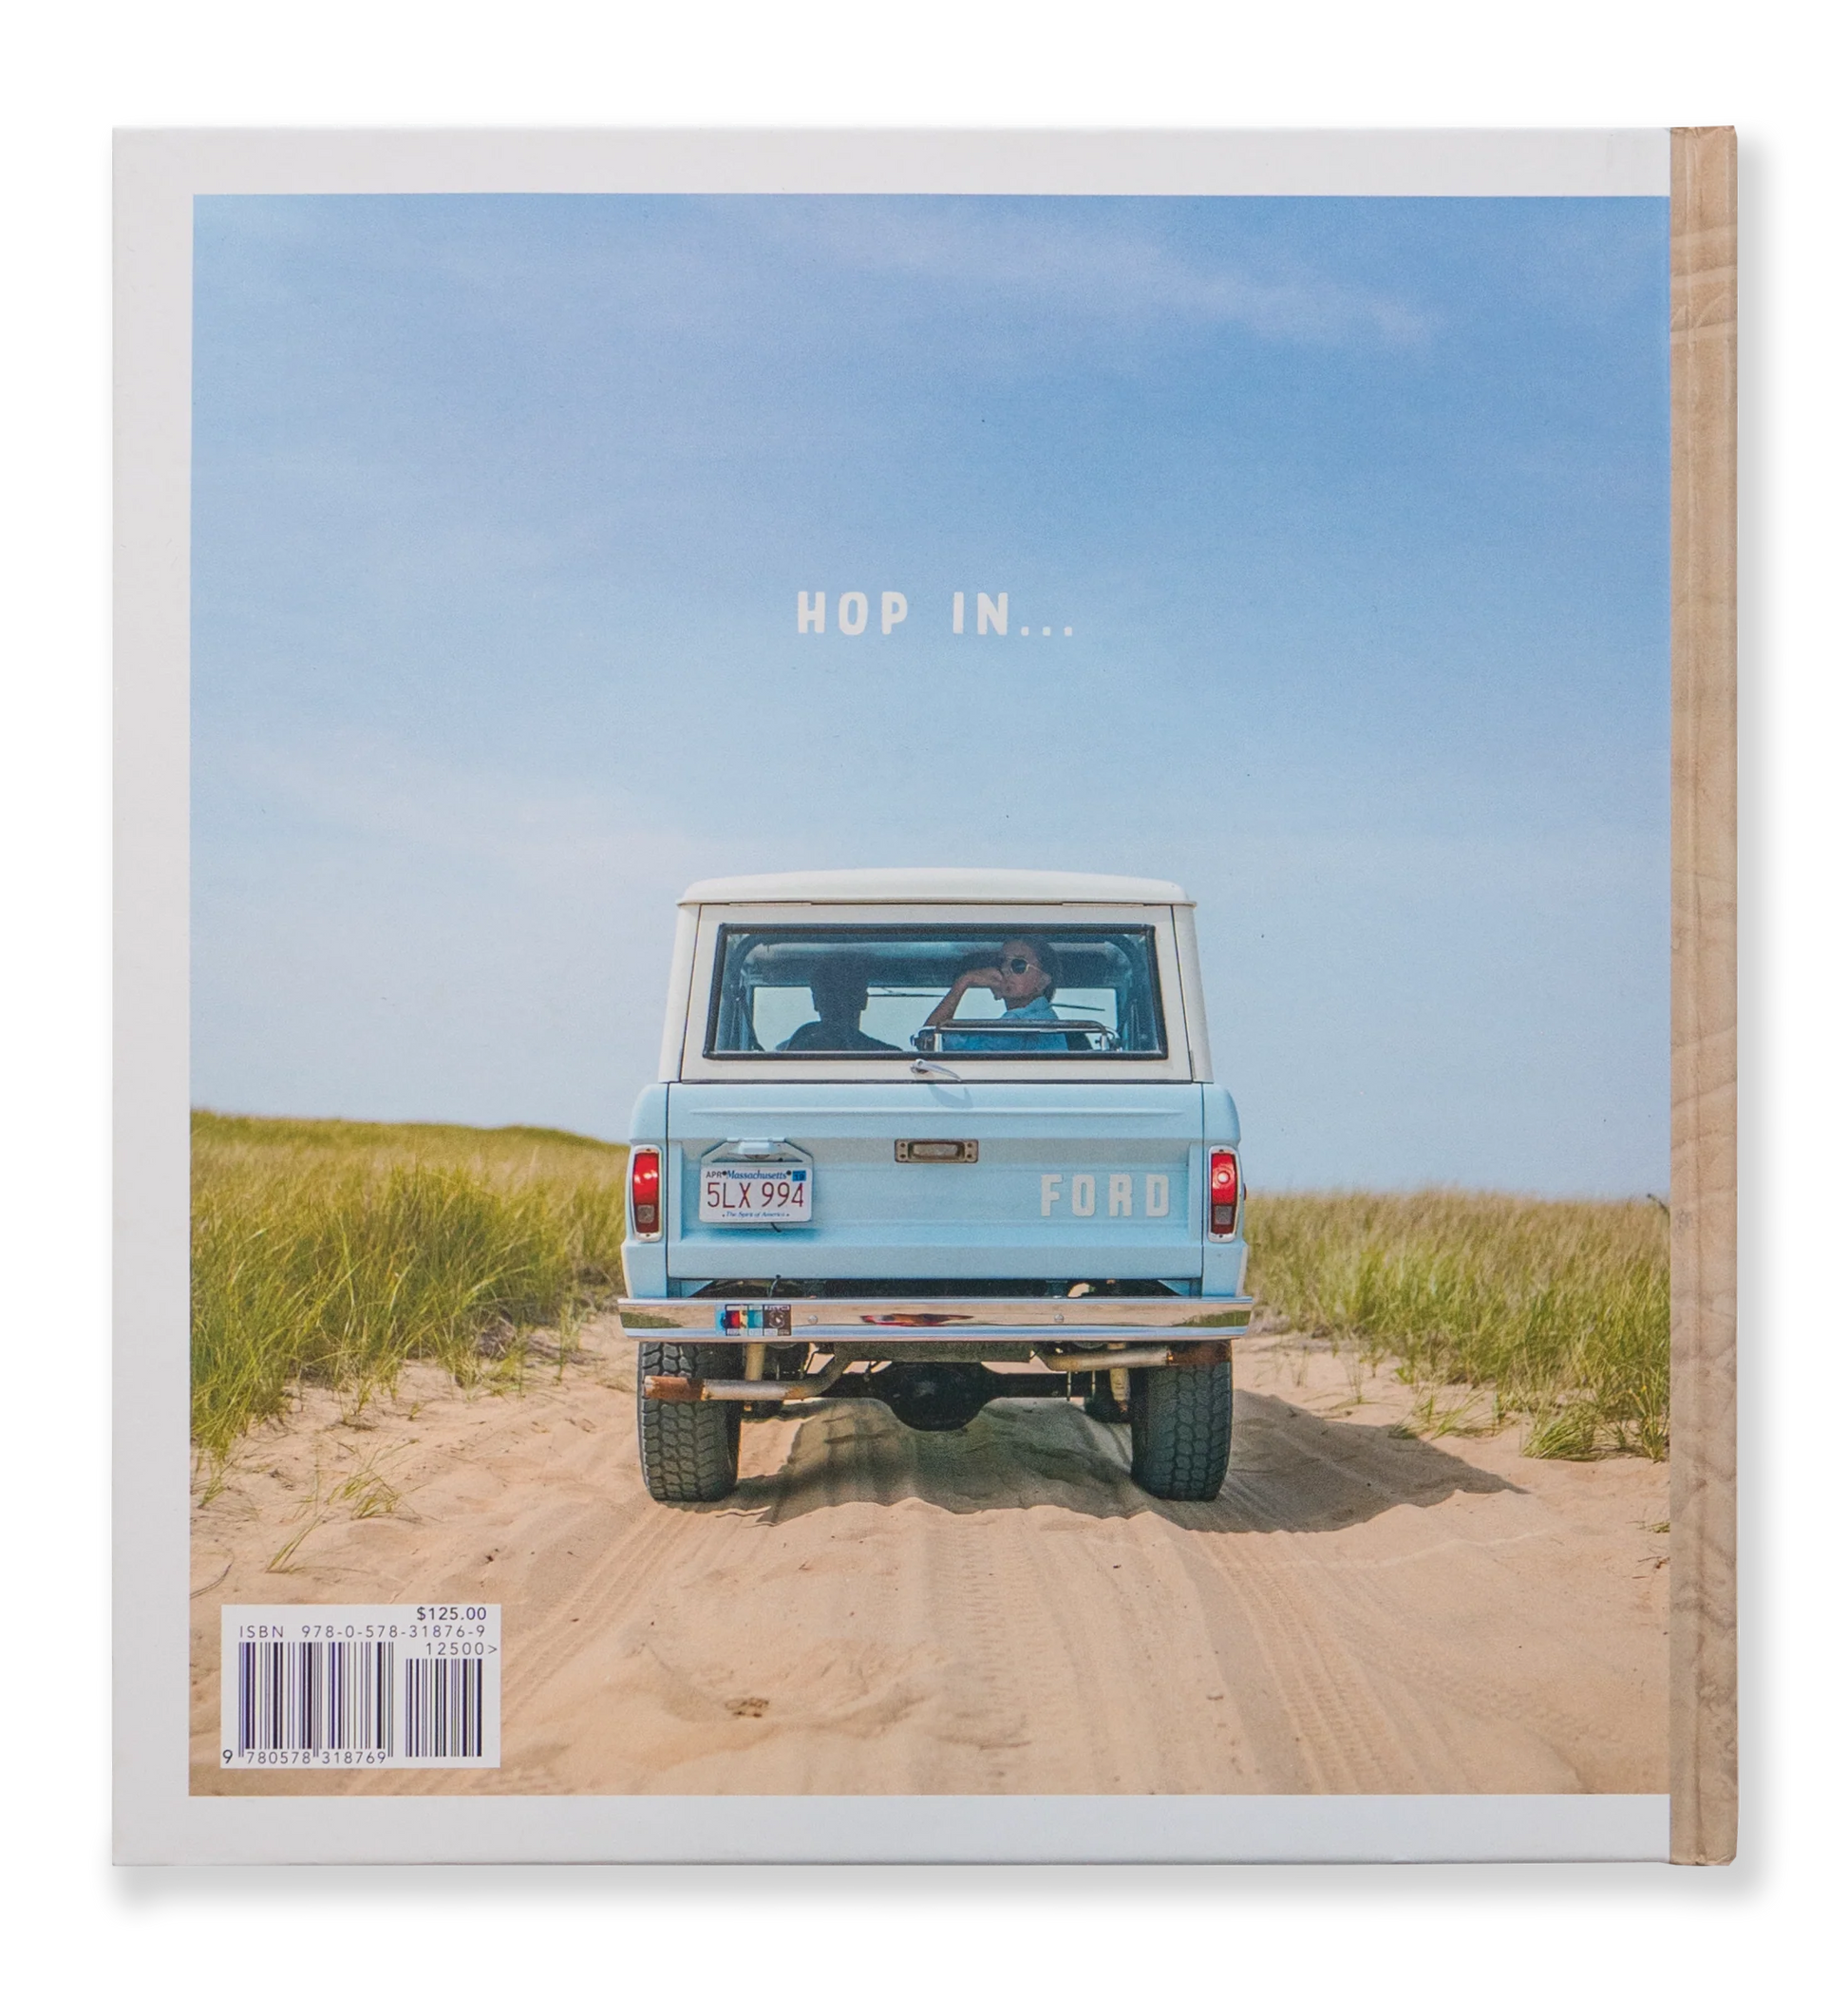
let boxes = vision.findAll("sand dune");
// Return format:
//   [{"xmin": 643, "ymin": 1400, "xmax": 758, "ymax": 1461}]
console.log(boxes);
[{"xmin": 190, "ymin": 1322, "xmax": 1668, "ymax": 1796}]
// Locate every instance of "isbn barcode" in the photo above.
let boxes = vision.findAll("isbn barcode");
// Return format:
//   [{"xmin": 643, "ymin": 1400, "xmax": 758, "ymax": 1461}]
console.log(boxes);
[
  {"xmin": 236, "ymin": 1637, "xmax": 395, "ymax": 1753},
  {"xmin": 220, "ymin": 1606, "xmax": 500, "ymax": 1769}
]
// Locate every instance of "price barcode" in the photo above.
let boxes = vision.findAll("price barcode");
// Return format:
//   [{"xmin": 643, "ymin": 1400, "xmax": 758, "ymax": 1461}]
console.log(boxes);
[
  {"xmin": 219, "ymin": 1606, "xmax": 500, "ymax": 1769},
  {"xmin": 402, "ymin": 1657, "xmax": 487, "ymax": 1759}
]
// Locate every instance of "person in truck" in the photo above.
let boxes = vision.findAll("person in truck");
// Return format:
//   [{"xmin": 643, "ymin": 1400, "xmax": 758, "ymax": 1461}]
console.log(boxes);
[
  {"xmin": 776, "ymin": 961, "xmax": 896, "ymax": 1053},
  {"xmin": 925, "ymin": 935, "xmax": 1067, "ymax": 1052}
]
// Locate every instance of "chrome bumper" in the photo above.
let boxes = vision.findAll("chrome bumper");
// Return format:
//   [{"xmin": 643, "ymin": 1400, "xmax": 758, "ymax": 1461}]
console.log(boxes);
[{"xmin": 618, "ymin": 1295, "xmax": 1254, "ymax": 1340}]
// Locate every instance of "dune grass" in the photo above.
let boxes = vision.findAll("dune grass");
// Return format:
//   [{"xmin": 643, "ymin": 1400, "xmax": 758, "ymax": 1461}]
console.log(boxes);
[
  {"xmin": 191, "ymin": 1113, "xmax": 628, "ymax": 1462},
  {"xmin": 192, "ymin": 1116, "xmax": 1669, "ymax": 1467},
  {"xmin": 1243, "ymin": 1191, "xmax": 1670, "ymax": 1459}
]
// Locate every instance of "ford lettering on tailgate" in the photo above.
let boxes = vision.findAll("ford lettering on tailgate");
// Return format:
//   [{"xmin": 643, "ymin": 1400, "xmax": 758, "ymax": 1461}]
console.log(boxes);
[{"xmin": 1040, "ymin": 1172, "xmax": 1170, "ymax": 1218}]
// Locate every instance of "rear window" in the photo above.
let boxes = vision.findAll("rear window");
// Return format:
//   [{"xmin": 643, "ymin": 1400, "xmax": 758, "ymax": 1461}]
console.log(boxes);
[{"xmin": 704, "ymin": 925, "xmax": 1167, "ymax": 1060}]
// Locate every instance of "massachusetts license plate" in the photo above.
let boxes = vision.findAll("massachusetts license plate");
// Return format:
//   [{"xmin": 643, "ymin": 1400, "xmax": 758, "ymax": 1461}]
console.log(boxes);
[{"xmin": 699, "ymin": 1162, "xmax": 813, "ymax": 1224}]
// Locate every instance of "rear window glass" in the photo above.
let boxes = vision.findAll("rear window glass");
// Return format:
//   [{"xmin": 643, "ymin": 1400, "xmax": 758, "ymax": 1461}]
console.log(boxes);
[{"xmin": 704, "ymin": 925, "xmax": 1167, "ymax": 1059}]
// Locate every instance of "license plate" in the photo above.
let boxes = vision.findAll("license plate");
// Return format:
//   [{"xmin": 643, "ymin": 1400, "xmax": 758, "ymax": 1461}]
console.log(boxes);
[{"xmin": 699, "ymin": 1163, "xmax": 813, "ymax": 1224}]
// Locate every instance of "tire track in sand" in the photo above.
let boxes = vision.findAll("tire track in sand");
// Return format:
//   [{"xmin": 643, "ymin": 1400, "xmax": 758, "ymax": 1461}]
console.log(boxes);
[{"xmin": 190, "ymin": 1332, "xmax": 1669, "ymax": 1796}]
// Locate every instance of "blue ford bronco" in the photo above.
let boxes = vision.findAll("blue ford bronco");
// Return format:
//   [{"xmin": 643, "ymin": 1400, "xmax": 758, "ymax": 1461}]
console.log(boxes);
[{"xmin": 619, "ymin": 870, "xmax": 1251, "ymax": 1502}]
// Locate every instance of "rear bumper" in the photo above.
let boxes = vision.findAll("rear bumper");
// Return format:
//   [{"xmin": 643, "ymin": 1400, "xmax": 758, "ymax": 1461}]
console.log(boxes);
[{"xmin": 618, "ymin": 1295, "xmax": 1254, "ymax": 1340}]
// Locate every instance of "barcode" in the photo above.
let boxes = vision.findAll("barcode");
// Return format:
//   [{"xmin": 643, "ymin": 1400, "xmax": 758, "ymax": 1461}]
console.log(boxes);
[
  {"xmin": 237, "ymin": 1638, "xmax": 394, "ymax": 1753},
  {"xmin": 220, "ymin": 1606, "xmax": 500, "ymax": 1769},
  {"xmin": 403, "ymin": 1658, "xmax": 485, "ymax": 1758}
]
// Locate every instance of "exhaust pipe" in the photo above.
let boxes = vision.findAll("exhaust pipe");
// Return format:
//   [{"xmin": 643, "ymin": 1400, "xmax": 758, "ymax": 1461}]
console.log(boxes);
[
  {"xmin": 1037, "ymin": 1341, "xmax": 1230, "ymax": 1373},
  {"xmin": 642, "ymin": 1349, "xmax": 856, "ymax": 1405},
  {"xmin": 1038, "ymin": 1345, "xmax": 1173, "ymax": 1373},
  {"xmin": 644, "ymin": 1375, "xmax": 794, "ymax": 1403}
]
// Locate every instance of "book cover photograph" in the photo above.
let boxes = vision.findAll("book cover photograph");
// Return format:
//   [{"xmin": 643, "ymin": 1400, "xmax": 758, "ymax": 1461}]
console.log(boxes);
[{"xmin": 113, "ymin": 127, "xmax": 1735, "ymax": 1864}]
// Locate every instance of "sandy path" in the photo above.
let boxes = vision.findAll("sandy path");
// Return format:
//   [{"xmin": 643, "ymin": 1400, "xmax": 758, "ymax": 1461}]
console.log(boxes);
[{"xmin": 190, "ymin": 1322, "xmax": 1668, "ymax": 1796}]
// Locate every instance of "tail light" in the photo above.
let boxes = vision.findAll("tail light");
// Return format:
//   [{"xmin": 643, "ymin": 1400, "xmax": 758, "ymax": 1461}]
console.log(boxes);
[
  {"xmin": 1208, "ymin": 1148, "xmax": 1240, "ymax": 1236},
  {"xmin": 630, "ymin": 1146, "xmax": 663, "ymax": 1240}
]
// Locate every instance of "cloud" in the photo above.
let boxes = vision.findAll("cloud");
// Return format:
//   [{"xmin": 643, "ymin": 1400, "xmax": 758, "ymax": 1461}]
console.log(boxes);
[{"xmin": 754, "ymin": 198, "xmax": 1434, "ymax": 348}]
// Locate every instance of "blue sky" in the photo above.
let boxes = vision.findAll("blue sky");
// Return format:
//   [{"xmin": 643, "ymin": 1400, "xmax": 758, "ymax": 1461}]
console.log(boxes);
[{"xmin": 191, "ymin": 193, "xmax": 1669, "ymax": 1193}]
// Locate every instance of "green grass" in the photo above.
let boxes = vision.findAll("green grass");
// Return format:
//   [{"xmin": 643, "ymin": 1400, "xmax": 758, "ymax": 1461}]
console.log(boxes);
[
  {"xmin": 1243, "ymin": 1191, "xmax": 1670, "ymax": 1459},
  {"xmin": 192, "ymin": 1117, "xmax": 1669, "ymax": 1468},
  {"xmin": 191, "ymin": 1112, "xmax": 628, "ymax": 1461}
]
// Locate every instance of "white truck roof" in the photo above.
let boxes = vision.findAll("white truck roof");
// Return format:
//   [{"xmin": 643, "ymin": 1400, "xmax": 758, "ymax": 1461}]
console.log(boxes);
[{"xmin": 677, "ymin": 868, "xmax": 1192, "ymax": 908}]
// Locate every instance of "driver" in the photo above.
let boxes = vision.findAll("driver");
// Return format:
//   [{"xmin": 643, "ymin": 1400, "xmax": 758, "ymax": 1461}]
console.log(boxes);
[
  {"xmin": 778, "ymin": 962, "xmax": 896, "ymax": 1053},
  {"xmin": 924, "ymin": 936, "xmax": 1065, "ymax": 1052}
]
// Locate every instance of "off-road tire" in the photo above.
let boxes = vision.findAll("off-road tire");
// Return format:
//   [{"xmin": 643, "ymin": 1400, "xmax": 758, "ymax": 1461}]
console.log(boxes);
[
  {"xmin": 637, "ymin": 1342, "xmax": 743, "ymax": 1502},
  {"xmin": 1128, "ymin": 1359, "xmax": 1233, "ymax": 1500},
  {"xmin": 1082, "ymin": 1369, "xmax": 1130, "ymax": 1423}
]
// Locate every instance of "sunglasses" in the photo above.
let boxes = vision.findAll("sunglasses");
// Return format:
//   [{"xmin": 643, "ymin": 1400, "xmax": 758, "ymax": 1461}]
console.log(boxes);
[{"xmin": 1001, "ymin": 956, "xmax": 1040, "ymax": 975}]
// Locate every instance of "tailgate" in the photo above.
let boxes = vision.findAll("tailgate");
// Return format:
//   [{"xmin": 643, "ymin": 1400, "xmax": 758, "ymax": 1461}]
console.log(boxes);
[{"xmin": 666, "ymin": 1081, "xmax": 1203, "ymax": 1285}]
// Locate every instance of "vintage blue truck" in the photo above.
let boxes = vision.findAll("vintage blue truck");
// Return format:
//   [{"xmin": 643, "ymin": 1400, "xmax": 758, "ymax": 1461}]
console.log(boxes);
[{"xmin": 618, "ymin": 870, "xmax": 1251, "ymax": 1502}]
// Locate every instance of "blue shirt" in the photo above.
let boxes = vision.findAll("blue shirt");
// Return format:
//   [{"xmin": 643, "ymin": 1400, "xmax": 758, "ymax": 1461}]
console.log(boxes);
[{"xmin": 940, "ymin": 994, "xmax": 1067, "ymax": 1054}]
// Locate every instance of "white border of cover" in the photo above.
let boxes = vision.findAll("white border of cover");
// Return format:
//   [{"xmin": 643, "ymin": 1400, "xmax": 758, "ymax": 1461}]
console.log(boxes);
[
  {"xmin": 117, "ymin": 126, "xmax": 1669, "ymax": 197},
  {"xmin": 115, "ymin": 127, "xmax": 1671, "ymax": 1866}
]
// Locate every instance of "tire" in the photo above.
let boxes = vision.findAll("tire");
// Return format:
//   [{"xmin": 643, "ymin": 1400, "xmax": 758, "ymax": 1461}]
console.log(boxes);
[
  {"xmin": 1128, "ymin": 1359, "xmax": 1233, "ymax": 1500},
  {"xmin": 1082, "ymin": 1368, "xmax": 1129, "ymax": 1424},
  {"xmin": 637, "ymin": 1342, "xmax": 743, "ymax": 1502}
]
